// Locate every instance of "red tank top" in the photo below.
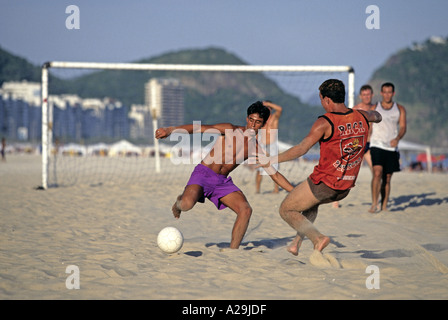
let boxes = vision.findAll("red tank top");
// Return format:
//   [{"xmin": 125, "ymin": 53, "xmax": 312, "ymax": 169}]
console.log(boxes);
[{"xmin": 309, "ymin": 109, "xmax": 369, "ymax": 190}]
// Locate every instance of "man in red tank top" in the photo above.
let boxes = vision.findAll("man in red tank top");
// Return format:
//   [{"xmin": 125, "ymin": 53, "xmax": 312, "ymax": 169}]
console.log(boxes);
[{"xmin": 259, "ymin": 79, "xmax": 382, "ymax": 258}]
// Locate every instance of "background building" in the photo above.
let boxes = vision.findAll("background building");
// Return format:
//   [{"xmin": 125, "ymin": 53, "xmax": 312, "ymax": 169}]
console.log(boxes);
[
  {"xmin": 145, "ymin": 78, "xmax": 184, "ymax": 130},
  {"xmin": 1, "ymin": 78, "xmax": 184, "ymax": 144}
]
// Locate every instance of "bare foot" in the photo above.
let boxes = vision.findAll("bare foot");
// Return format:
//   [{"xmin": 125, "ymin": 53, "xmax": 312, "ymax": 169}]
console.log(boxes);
[
  {"xmin": 172, "ymin": 196, "xmax": 182, "ymax": 219},
  {"xmin": 368, "ymin": 204, "xmax": 380, "ymax": 213},
  {"xmin": 286, "ymin": 246, "xmax": 298, "ymax": 256},
  {"xmin": 286, "ymin": 238, "xmax": 302, "ymax": 256},
  {"xmin": 314, "ymin": 235, "xmax": 330, "ymax": 252}
]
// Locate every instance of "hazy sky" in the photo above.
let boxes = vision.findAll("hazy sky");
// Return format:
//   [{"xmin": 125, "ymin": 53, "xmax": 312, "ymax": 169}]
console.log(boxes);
[{"xmin": 1, "ymin": 0, "xmax": 447, "ymax": 90}]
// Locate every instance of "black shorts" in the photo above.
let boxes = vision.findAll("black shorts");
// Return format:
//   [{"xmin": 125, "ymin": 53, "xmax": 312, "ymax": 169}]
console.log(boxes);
[
  {"xmin": 307, "ymin": 177, "xmax": 350, "ymax": 203},
  {"xmin": 370, "ymin": 147, "xmax": 401, "ymax": 174}
]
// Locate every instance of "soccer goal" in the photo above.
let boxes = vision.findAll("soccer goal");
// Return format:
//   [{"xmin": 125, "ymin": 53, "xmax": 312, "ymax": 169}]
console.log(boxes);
[{"xmin": 40, "ymin": 61, "xmax": 354, "ymax": 189}]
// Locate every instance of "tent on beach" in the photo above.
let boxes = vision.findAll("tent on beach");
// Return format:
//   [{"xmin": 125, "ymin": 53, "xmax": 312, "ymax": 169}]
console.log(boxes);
[
  {"xmin": 108, "ymin": 140, "xmax": 142, "ymax": 157},
  {"xmin": 60, "ymin": 143, "xmax": 87, "ymax": 156},
  {"xmin": 87, "ymin": 143, "xmax": 110, "ymax": 156}
]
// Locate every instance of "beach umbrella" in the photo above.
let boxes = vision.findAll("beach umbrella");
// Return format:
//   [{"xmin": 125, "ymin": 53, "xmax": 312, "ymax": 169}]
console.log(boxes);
[{"xmin": 416, "ymin": 153, "xmax": 437, "ymax": 163}]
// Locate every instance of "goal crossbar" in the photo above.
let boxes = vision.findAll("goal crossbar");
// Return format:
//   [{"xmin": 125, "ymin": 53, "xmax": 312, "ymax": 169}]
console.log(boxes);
[
  {"xmin": 40, "ymin": 61, "xmax": 355, "ymax": 189},
  {"xmin": 45, "ymin": 61, "xmax": 354, "ymax": 73}
]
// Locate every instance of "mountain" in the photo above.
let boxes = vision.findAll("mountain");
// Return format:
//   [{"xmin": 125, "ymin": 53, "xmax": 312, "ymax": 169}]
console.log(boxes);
[
  {"xmin": 0, "ymin": 46, "xmax": 41, "ymax": 84},
  {"xmin": 367, "ymin": 36, "xmax": 448, "ymax": 147}
]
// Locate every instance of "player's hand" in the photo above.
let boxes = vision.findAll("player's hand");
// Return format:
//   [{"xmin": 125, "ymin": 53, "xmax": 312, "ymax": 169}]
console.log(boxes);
[
  {"xmin": 155, "ymin": 127, "xmax": 171, "ymax": 139},
  {"xmin": 254, "ymin": 153, "xmax": 272, "ymax": 169},
  {"xmin": 390, "ymin": 138, "xmax": 399, "ymax": 148}
]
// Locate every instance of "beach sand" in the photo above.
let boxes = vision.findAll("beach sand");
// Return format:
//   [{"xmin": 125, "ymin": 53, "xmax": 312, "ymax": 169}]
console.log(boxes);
[{"xmin": 1, "ymin": 154, "xmax": 448, "ymax": 300}]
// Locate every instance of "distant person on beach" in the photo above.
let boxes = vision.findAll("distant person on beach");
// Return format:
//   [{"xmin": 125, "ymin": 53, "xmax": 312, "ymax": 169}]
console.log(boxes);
[
  {"xmin": 155, "ymin": 101, "xmax": 294, "ymax": 249},
  {"xmin": 257, "ymin": 79, "xmax": 382, "ymax": 256},
  {"xmin": 1, "ymin": 137, "xmax": 6, "ymax": 162},
  {"xmin": 255, "ymin": 100, "xmax": 282, "ymax": 194},
  {"xmin": 369, "ymin": 82, "xmax": 407, "ymax": 213},
  {"xmin": 353, "ymin": 84, "xmax": 376, "ymax": 170}
]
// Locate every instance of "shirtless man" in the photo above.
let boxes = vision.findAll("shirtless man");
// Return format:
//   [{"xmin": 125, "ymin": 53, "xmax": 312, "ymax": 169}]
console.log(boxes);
[
  {"xmin": 258, "ymin": 79, "xmax": 382, "ymax": 256},
  {"xmin": 255, "ymin": 100, "xmax": 282, "ymax": 194},
  {"xmin": 353, "ymin": 84, "xmax": 375, "ymax": 170},
  {"xmin": 155, "ymin": 101, "xmax": 293, "ymax": 249}
]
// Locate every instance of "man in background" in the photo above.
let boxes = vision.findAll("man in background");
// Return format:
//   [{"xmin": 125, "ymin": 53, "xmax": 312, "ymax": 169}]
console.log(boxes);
[
  {"xmin": 369, "ymin": 82, "xmax": 407, "ymax": 213},
  {"xmin": 255, "ymin": 101, "xmax": 283, "ymax": 194},
  {"xmin": 353, "ymin": 84, "xmax": 375, "ymax": 170}
]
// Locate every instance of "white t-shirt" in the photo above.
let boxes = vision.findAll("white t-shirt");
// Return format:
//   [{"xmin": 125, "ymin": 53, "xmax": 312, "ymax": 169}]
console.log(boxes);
[{"xmin": 370, "ymin": 102, "xmax": 401, "ymax": 152}]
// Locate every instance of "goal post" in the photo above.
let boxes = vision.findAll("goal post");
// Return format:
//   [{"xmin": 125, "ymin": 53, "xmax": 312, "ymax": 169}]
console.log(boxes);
[{"xmin": 40, "ymin": 61, "xmax": 354, "ymax": 189}]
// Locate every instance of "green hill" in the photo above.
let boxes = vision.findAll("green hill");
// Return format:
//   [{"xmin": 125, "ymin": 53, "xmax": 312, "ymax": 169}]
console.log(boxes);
[
  {"xmin": 0, "ymin": 46, "xmax": 41, "ymax": 84},
  {"xmin": 368, "ymin": 36, "xmax": 448, "ymax": 147}
]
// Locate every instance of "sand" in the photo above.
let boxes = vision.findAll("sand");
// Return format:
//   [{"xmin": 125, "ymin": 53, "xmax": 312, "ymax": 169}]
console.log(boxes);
[{"xmin": 1, "ymin": 154, "xmax": 448, "ymax": 300}]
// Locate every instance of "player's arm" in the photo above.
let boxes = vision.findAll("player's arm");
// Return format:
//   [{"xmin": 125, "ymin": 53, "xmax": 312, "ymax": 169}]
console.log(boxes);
[
  {"xmin": 251, "ymin": 140, "xmax": 293, "ymax": 191},
  {"xmin": 263, "ymin": 101, "xmax": 283, "ymax": 117},
  {"xmin": 155, "ymin": 123, "xmax": 237, "ymax": 139},
  {"xmin": 267, "ymin": 169, "xmax": 294, "ymax": 192},
  {"xmin": 269, "ymin": 117, "xmax": 328, "ymax": 165},
  {"xmin": 390, "ymin": 104, "xmax": 407, "ymax": 148},
  {"xmin": 358, "ymin": 109, "xmax": 382, "ymax": 123}
]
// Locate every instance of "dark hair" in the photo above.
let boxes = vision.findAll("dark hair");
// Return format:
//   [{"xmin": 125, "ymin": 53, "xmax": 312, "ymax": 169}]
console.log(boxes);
[
  {"xmin": 247, "ymin": 101, "xmax": 270, "ymax": 124},
  {"xmin": 381, "ymin": 82, "xmax": 395, "ymax": 92},
  {"xmin": 319, "ymin": 79, "xmax": 345, "ymax": 103},
  {"xmin": 360, "ymin": 84, "xmax": 373, "ymax": 93}
]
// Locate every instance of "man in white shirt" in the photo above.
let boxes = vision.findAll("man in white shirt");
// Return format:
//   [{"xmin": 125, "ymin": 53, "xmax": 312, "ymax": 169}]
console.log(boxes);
[{"xmin": 369, "ymin": 82, "xmax": 407, "ymax": 213}]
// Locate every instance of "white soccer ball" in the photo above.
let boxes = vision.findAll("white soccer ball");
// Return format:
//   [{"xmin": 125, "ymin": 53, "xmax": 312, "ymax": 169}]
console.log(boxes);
[{"xmin": 157, "ymin": 227, "xmax": 184, "ymax": 254}]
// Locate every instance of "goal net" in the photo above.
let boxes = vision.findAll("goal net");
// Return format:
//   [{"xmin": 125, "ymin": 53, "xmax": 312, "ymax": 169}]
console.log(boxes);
[{"xmin": 41, "ymin": 62, "xmax": 354, "ymax": 189}]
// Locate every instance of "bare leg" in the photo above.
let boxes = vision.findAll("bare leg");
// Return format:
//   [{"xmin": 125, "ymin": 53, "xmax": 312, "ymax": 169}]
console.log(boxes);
[
  {"xmin": 280, "ymin": 181, "xmax": 330, "ymax": 254},
  {"xmin": 287, "ymin": 233, "xmax": 303, "ymax": 256},
  {"xmin": 172, "ymin": 195, "xmax": 182, "ymax": 218},
  {"xmin": 255, "ymin": 171, "xmax": 262, "ymax": 194},
  {"xmin": 220, "ymin": 191, "xmax": 253, "ymax": 249},
  {"xmin": 171, "ymin": 184, "xmax": 203, "ymax": 219},
  {"xmin": 364, "ymin": 150, "xmax": 373, "ymax": 172},
  {"xmin": 286, "ymin": 205, "xmax": 318, "ymax": 255},
  {"xmin": 369, "ymin": 165, "xmax": 383, "ymax": 213},
  {"xmin": 380, "ymin": 173, "xmax": 392, "ymax": 211},
  {"xmin": 273, "ymin": 182, "xmax": 279, "ymax": 194}
]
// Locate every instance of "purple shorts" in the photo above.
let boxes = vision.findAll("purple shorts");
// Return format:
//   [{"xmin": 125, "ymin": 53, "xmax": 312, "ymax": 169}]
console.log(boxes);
[{"xmin": 186, "ymin": 164, "xmax": 241, "ymax": 210}]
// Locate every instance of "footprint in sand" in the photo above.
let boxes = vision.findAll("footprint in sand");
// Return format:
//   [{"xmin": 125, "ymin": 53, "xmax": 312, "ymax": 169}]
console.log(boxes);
[
  {"xmin": 339, "ymin": 259, "xmax": 368, "ymax": 270},
  {"xmin": 309, "ymin": 251, "xmax": 368, "ymax": 269},
  {"xmin": 309, "ymin": 250, "xmax": 341, "ymax": 268}
]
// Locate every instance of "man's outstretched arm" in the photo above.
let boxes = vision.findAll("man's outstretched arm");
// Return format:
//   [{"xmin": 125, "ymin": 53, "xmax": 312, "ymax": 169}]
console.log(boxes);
[
  {"xmin": 266, "ymin": 169, "xmax": 294, "ymax": 192},
  {"xmin": 155, "ymin": 123, "xmax": 238, "ymax": 139}
]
